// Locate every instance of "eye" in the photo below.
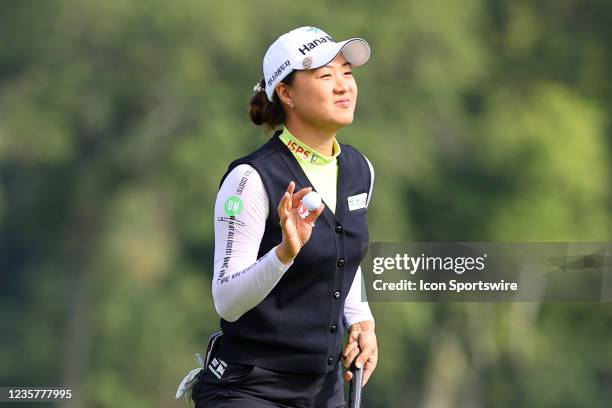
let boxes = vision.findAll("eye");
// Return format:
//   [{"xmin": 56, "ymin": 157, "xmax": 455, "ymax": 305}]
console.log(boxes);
[
  {"xmin": 344, "ymin": 71, "xmax": 353, "ymax": 76},
  {"xmin": 320, "ymin": 73, "xmax": 332, "ymax": 78}
]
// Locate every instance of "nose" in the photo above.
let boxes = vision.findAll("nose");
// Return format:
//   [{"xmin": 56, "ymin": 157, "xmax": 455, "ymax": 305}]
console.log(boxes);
[{"xmin": 334, "ymin": 76, "xmax": 350, "ymax": 94}]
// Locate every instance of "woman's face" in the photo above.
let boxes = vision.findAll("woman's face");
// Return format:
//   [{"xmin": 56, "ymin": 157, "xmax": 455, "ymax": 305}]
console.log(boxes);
[{"xmin": 282, "ymin": 53, "xmax": 358, "ymax": 131}]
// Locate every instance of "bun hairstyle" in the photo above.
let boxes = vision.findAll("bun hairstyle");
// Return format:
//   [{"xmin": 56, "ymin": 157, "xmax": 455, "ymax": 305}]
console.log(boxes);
[{"xmin": 249, "ymin": 72, "xmax": 296, "ymax": 131}]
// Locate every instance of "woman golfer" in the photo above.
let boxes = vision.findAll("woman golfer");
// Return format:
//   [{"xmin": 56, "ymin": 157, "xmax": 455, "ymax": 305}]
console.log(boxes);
[{"xmin": 193, "ymin": 26, "xmax": 378, "ymax": 407}]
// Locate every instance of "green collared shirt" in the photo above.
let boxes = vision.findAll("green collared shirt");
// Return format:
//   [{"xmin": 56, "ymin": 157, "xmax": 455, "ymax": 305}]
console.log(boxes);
[{"xmin": 279, "ymin": 127, "xmax": 341, "ymax": 213}]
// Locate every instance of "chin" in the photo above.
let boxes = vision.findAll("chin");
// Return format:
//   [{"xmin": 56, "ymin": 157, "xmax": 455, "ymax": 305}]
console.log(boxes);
[
  {"xmin": 332, "ymin": 112, "xmax": 355, "ymax": 126},
  {"xmin": 337, "ymin": 116, "xmax": 355, "ymax": 127},
  {"xmin": 326, "ymin": 120, "xmax": 353, "ymax": 132}
]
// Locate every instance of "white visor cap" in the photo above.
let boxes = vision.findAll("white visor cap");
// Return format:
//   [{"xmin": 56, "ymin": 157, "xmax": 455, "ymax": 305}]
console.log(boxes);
[{"xmin": 262, "ymin": 26, "xmax": 371, "ymax": 102}]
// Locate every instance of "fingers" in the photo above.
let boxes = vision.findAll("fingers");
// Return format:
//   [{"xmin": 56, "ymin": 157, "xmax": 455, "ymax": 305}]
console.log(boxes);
[
  {"xmin": 277, "ymin": 191, "xmax": 290, "ymax": 220},
  {"xmin": 355, "ymin": 348, "xmax": 377, "ymax": 387},
  {"xmin": 353, "ymin": 343, "xmax": 375, "ymax": 371},
  {"xmin": 344, "ymin": 355, "xmax": 376, "ymax": 386},
  {"xmin": 343, "ymin": 340, "xmax": 359, "ymax": 368},
  {"xmin": 361, "ymin": 359, "xmax": 377, "ymax": 387},
  {"xmin": 277, "ymin": 182, "xmax": 324, "ymax": 228},
  {"xmin": 284, "ymin": 181, "xmax": 295, "ymax": 212},
  {"xmin": 277, "ymin": 181, "xmax": 296, "ymax": 218},
  {"xmin": 343, "ymin": 330, "xmax": 378, "ymax": 387},
  {"xmin": 342, "ymin": 343, "xmax": 360, "ymax": 383},
  {"xmin": 343, "ymin": 339, "xmax": 358, "ymax": 360},
  {"xmin": 291, "ymin": 186, "xmax": 312, "ymax": 208},
  {"xmin": 278, "ymin": 182, "xmax": 314, "ymax": 212},
  {"xmin": 285, "ymin": 181, "xmax": 296, "ymax": 196},
  {"xmin": 344, "ymin": 346, "xmax": 360, "ymax": 370},
  {"xmin": 304, "ymin": 203, "xmax": 325, "ymax": 224}
]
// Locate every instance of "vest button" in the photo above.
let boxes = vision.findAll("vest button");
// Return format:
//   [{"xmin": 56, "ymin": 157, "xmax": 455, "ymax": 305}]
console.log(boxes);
[
  {"xmin": 335, "ymin": 225, "xmax": 343, "ymax": 233},
  {"xmin": 330, "ymin": 325, "xmax": 337, "ymax": 333},
  {"xmin": 333, "ymin": 291, "xmax": 341, "ymax": 299},
  {"xmin": 327, "ymin": 356, "xmax": 335, "ymax": 365},
  {"xmin": 337, "ymin": 259, "xmax": 345, "ymax": 267}
]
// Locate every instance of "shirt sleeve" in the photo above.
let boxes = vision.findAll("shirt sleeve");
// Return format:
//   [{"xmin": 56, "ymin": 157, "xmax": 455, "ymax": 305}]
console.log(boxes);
[
  {"xmin": 364, "ymin": 154, "xmax": 375, "ymax": 208},
  {"xmin": 212, "ymin": 164, "xmax": 293, "ymax": 322},
  {"xmin": 343, "ymin": 155, "xmax": 375, "ymax": 329},
  {"xmin": 343, "ymin": 266, "xmax": 375, "ymax": 328}
]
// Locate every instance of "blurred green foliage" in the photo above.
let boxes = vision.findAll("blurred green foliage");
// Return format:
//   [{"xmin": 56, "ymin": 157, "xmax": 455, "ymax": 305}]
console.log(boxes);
[{"xmin": 1, "ymin": 0, "xmax": 611, "ymax": 407}]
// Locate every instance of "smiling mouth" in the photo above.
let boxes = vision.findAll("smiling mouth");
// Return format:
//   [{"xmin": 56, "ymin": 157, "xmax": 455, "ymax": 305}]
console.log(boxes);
[{"xmin": 335, "ymin": 99, "xmax": 351, "ymax": 106}]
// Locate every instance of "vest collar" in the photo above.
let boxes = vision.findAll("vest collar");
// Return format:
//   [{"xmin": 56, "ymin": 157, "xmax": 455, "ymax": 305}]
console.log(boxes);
[{"xmin": 271, "ymin": 130, "xmax": 345, "ymax": 226}]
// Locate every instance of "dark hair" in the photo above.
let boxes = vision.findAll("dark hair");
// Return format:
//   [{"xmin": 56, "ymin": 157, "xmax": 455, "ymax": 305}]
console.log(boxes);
[{"xmin": 249, "ymin": 72, "xmax": 296, "ymax": 131}]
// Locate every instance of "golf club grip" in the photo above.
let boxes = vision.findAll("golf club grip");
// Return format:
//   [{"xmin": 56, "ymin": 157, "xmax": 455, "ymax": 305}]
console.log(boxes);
[{"xmin": 348, "ymin": 365, "xmax": 363, "ymax": 408}]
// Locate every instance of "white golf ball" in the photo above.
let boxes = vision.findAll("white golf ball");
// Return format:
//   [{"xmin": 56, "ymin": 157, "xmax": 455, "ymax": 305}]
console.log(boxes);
[{"xmin": 302, "ymin": 191, "xmax": 322, "ymax": 211}]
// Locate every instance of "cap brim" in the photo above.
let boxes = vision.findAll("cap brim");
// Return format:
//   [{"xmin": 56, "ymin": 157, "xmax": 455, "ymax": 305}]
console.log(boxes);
[{"xmin": 311, "ymin": 38, "xmax": 371, "ymax": 69}]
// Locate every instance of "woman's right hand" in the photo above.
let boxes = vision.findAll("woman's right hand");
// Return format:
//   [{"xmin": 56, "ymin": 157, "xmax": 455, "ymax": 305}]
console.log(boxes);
[{"xmin": 275, "ymin": 181, "xmax": 325, "ymax": 264}]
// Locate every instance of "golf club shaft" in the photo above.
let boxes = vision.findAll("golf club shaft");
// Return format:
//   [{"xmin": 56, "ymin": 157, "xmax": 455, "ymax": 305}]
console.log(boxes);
[{"xmin": 348, "ymin": 365, "xmax": 363, "ymax": 408}]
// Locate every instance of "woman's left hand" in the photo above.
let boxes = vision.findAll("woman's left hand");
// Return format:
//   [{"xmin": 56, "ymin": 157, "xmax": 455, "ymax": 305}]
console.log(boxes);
[{"xmin": 342, "ymin": 320, "xmax": 377, "ymax": 387}]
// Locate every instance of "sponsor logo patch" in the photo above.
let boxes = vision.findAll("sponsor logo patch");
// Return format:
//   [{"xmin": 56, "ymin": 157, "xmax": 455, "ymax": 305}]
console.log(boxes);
[
  {"xmin": 208, "ymin": 358, "xmax": 227, "ymax": 380},
  {"xmin": 285, "ymin": 140, "xmax": 318, "ymax": 162},
  {"xmin": 347, "ymin": 193, "xmax": 367, "ymax": 211},
  {"xmin": 267, "ymin": 60, "xmax": 291, "ymax": 86},
  {"xmin": 298, "ymin": 35, "xmax": 334, "ymax": 55},
  {"xmin": 224, "ymin": 196, "xmax": 243, "ymax": 217}
]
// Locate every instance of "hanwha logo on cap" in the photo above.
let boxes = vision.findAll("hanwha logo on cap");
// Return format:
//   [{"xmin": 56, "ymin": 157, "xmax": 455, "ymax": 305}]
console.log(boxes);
[{"xmin": 302, "ymin": 56, "xmax": 313, "ymax": 69}]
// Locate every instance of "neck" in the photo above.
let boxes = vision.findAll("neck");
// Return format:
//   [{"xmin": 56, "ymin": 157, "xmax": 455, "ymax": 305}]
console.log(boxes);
[{"xmin": 285, "ymin": 118, "xmax": 338, "ymax": 157}]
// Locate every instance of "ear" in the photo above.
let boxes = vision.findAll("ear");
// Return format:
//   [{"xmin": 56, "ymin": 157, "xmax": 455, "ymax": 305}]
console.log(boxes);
[{"xmin": 275, "ymin": 82, "xmax": 294, "ymax": 109}]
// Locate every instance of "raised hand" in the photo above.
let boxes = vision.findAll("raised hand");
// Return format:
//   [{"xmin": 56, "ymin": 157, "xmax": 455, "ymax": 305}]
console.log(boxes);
[{"xmin": 275, "ymin": 181, "xmax": 325, "ymax": 264}]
